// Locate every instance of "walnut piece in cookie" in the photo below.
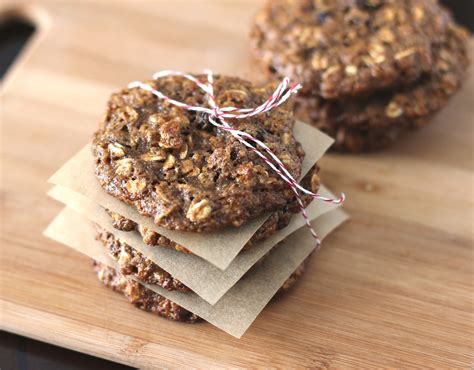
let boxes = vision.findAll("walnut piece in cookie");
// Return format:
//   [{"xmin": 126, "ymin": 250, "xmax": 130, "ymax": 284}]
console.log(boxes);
[{"xmin": 92, "ymin": 74, "xmax": 304, "ymax": 232}]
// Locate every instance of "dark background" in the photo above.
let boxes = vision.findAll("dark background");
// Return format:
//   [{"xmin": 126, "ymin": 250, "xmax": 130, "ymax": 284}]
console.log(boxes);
[{"xmin": 0, "ymin": 1, "xmax": 472, "ymax": 369}]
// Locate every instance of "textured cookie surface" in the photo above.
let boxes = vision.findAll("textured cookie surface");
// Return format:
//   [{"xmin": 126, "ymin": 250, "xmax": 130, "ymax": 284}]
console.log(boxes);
[
  {"xmin": 93, "ymin": 261, "xmax": 199, "ymax": 323},
  {"xmin": 280, "ymin": 260, "xmax": 305, "ymax": 291},
  {"xmin": 95, "ymin": 226, "xmax": 190, "ymax": 292},
  {"xmin": 106, "ymin": 164, "xmax": 321, "ymax": 254},
  {"xmin": 93, "ymin": 255, "xmax": 306, "ymax": 322},
  {"xmin": 95, "ymin": 220, "xmax": 309, "ymax": 294},
  {"xmin": 92, "ymin": 74, "xmax": 304, "ymax": 232},
  {"xmin": 107, "ymin": 207, "xmax": 293, "ymax": 254},
  {"xmin": 251, "ymin": 0, "xmax": 454, "ymax": 99},
  {"xmin": 296, "ymin": 24, "xmax": 470, "ymax": 151}
]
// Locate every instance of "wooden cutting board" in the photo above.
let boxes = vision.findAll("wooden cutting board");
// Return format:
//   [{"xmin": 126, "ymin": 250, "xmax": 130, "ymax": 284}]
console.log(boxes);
[{"xmin": 1, "ymin": 1, "xmax": 473, "ymax": 367}]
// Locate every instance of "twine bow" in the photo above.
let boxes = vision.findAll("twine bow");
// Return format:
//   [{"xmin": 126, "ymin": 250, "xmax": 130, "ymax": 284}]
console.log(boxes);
[{"xmin": 128, "ymin": 70, "xmax": 345, "ymax": 248}]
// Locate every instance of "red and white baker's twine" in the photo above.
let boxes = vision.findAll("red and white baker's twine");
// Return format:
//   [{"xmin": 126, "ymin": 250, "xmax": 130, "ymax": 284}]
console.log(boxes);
[{"xmin": 128, "ymin": 70, "xmax": 345, "ymax": 248}]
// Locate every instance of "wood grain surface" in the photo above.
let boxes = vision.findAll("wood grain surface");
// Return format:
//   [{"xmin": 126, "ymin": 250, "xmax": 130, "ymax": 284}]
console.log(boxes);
[{"xmin": 1, "ymin": 1, "xmax": 473, "ymax": 368}]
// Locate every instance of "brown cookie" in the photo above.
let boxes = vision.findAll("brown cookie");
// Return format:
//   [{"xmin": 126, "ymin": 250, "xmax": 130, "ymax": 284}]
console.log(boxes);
[
  {"xmin": 296, "ymin": 24, "xmax": 470, "ymax": 151},
  {"xmin": 279, "ymin": 259, "xmax": 305, "ymax": 292},
  {"xmin": 95, "ymin": 221, "xmax": 309, "ymax": 294},
  {"xmin": 93, "ymin": 261, "xmax": 199, "ymax": 323},
  {"xmin": 92, "ymin": 74, "xmax": 305, "ymax": 232},
  {"xmin": 106, "ymin": 207, "xmax": 294, "ymax": 255},
  {"xmin": 250, "ymin": 0, "xmax": 454, "ymax": 99},
  {"xmin": 303, "ymin": 119, "xmax": 414, "ymax": 152},
  {"xmin": 95, "ymin": 226, "xmax": 190, "ymax": 292},
  {"xmin": 106, "ymin": 164, "xmax": 321, "ymax": 254},
  {"xmin": 93, "ymin": 256, "xmax": 306, "ymax": 323}
]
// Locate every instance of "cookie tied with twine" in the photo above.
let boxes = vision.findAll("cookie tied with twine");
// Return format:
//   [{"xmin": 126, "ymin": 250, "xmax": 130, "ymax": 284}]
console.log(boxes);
[{"xmin": 127, "ymin": 70, "xmax": 344, "ymax": 246}]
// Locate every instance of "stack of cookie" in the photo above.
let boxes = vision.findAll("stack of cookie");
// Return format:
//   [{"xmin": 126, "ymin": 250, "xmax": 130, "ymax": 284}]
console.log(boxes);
[
  {"xmin": 45, "ymin": 68, "xmax": 348, "ymax": 336},
  {"xmin": 250, "ymin": 0, "xmax": 470, "ymax": 151},
  {"xmin": 46, "ymin": 68, "xmax": 348, "ymax": 336},
  {"xmin": 84, "ymin": 74, "xmax": 322, "ymax": 323}
]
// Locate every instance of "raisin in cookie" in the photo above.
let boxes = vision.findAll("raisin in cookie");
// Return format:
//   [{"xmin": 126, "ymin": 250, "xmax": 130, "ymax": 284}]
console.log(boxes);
[
  {"xmin": 106, "ymin": 164, "xmax": 321, "ymax": 253},
  {"xmin": 250, "ymin": 0, "xmax": 454, "ymax": 99},
  {"xmin": 92, "ymin": 75, "xmax": 305, "ymax": 232},
  {"xmin": 93, "ymin": 261, "xmax": 199, "ymax": 323}
]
